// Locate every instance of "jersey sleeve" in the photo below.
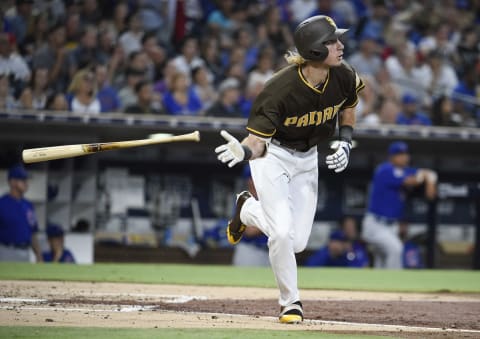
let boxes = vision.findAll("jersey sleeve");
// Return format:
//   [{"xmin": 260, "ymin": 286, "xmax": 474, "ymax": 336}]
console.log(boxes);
[
  {"xmin": 246, "ymin": 90, "xmax": 280, "ymax": 137},
  {"xmin": 380, "ymin": 166, "xmax": 416, "ymax": 188},
  {"xmin": 342, "ymin": 68, "xmax": 365, "ymax": 109}
]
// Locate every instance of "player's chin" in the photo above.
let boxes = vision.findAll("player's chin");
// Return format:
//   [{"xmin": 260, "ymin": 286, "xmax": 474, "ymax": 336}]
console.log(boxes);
[{"xmin": 327, "ymin": 56, "xmax": 343, "ymax": 67}]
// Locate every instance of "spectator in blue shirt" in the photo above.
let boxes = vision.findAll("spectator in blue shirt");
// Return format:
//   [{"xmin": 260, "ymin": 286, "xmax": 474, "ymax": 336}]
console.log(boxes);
[
  {"xmin": 42, "ymin": 223, "xmax": 75, "ymax": 263},
  {"xmin": 305, "ymin": 230, "xmax": 364, "ymax": 268},
  {"xmin": 361, "ymin": 141, "xmax": 437, "ymax": 269},
  {"xmin": 95, "ymin": 64, "xmax": 120, "ymax": 113},
  {"xmin": 396, "ymin": 93, "xmax": 432, "ymax": 126},
  {"xmin": 163, "ymin": 72, "xmax": 203, "ymax": 116},
  {"xmin": 0, "ymin": 165, "xmax": 42, "ymax": 262}
]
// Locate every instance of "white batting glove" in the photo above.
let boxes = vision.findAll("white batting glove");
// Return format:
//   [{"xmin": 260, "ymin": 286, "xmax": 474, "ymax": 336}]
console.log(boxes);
[
  {"xmin": 326, "ymin": 141, "xmax": 352, "ymax": 173},
  {"xmin": 215, "ymin": 130, "xmax": 245, "ymax": 168}
]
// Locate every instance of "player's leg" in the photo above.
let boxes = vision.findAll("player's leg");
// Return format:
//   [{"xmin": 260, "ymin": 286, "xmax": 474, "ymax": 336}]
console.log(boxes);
[
  {"xmin": 244, "ymin": 146, "xmax": 299, "ymax": 307},
  {"xmin": 362, "ymin": 214, "xmax": 403, "ymax": 269},
  {"xmin": 383, "ymin": 222, "xmax": 403, "ymax": 269},
  {"xmin": 289, "ymin": 150, "xmax": 318, "ymax": 254}
]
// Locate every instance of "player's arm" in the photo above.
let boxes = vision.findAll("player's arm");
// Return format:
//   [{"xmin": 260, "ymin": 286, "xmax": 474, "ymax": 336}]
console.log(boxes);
[
  {"xmin": 241, "ymin": 134, "xmax": 267, "ymax": 160},
  {"xmin": 403, "ymin": 169, "xmax": 438, "ymax": 200}
]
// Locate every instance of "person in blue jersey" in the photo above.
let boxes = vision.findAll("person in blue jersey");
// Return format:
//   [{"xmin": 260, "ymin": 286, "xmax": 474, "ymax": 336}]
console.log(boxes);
[
  {"xmin": 361, "ymin": 141, "xmax": 437, "ymax": 269},
  {"xmin": 42, "ymin": 223, "xmax": 76, "ymax": 263},
  {"xmin": 304, "ymin": 229, "xmax": 364, "ymax": 267},
  {"xmin": 0, "ymin": 164, "xmax": 42, "ymax": 262}
]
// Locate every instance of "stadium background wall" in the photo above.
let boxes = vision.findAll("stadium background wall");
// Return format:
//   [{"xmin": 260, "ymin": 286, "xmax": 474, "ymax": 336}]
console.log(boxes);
[{"xmin": 0, "ymin": 111, "xmax": 479, "ymax": 268}]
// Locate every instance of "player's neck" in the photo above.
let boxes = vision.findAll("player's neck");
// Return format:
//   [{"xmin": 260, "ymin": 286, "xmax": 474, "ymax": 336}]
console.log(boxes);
[
  {"xmin": 301, "ymin": 64, "xmax": 329, "ymax": 88},
  {"xmin": 9, "ymin": 189, "xmax": 22, "ymax": 200}
]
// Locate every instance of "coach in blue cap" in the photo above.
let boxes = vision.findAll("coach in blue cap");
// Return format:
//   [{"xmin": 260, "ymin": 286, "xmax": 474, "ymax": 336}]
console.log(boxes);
[
  {"xmin": 0, "ymin": 164, "xmax": 42, "ymax": 262},
  {"xmin": 361, "ymin": 142, "xmax": 437, "ymax": 269}
]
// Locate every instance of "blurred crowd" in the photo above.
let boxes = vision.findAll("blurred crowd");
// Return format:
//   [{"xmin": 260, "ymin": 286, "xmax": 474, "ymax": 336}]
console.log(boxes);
[{"xmin": 0, "ymin": 0, "xmax": 479, "ymax": 126}]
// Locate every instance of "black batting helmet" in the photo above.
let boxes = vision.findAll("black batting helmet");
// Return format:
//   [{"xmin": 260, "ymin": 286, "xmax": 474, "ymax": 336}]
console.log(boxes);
[{"xmin": 294, "ymin": 15, "xmax": 348, "ymax": 61}]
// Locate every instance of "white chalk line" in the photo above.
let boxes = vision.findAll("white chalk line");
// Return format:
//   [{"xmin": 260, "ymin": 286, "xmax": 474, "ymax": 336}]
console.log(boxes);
[
  {"xmin": 0, "ymin": 298, "xmax": 47, "ymax": 303},
  {"xmin": 0, "ymin": 305, "xmax": 158, "ymax": 313},
  {"xmin": 1, "ymin": 303, "xmax": 480, "ymax": 334},
  {"xmin": 0, "ymin": 294, "xmax": 206, "ymax": 304}
]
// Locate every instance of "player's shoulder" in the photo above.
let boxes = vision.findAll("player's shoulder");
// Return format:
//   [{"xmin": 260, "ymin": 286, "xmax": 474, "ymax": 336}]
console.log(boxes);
[
  {"xmin": 253, "ymin": 65, "xmax": 298, "ymax": 108},
  {"xmin": 263, "ymin": 64, "xmax": 298, "ymax": 92},
  {"xmin": 20, "ymin": 198, "xmax": 34, "ymax": 208},
  {"xmin": 375, "ymin": 162, "xmax": 394, "ymax": 174},
  {"xmin": 331, "ymin": 61, "xmax": 361, "ymax": 83}
]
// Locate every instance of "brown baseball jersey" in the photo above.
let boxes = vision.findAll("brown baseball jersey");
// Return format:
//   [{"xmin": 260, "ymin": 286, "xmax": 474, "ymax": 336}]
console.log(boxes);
[{"xmin": 246, "ymin": 62, "xmax": 364, "ymax": 151}]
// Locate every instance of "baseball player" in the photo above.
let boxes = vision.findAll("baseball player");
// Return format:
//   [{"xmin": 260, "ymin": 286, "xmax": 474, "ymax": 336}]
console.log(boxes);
[
  {"xmin": 361, "ymin": 141, "xmax": 437, "ymax": 269},
  {"xmin": 0, "ymin": 165, "xmax": 42, "ymax": 262},
  {"xmin": 215, "ymin": 16, "xmax": 364, "ymax": 323}
]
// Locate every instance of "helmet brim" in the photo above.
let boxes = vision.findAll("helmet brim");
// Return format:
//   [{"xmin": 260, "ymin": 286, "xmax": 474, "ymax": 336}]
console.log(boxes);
[{"xmin": 333, "ymin": 28, "xmax": 349, "ymax": 38}]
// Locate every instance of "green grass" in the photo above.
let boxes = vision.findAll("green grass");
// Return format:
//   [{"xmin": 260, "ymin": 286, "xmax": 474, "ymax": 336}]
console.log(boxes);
[
  {"xmin": 0, "ymin": 263, "xmax": 479, "ymax": 293},
  {"xmin": 0, "ymin": 326, "xmax": 391, "ymax": 339}
]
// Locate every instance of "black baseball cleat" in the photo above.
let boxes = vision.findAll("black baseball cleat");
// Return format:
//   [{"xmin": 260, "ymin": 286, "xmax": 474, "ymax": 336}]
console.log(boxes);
[
  {"xmin": 279, "ymin": 301, "xmax": 303, "ymax": 324},
  {"xmin": 226, "ymin": 191, "xmax": 252, "ymax": 245}
]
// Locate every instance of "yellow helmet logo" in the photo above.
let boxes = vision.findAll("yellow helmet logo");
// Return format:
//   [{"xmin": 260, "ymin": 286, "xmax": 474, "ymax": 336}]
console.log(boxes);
[{"xmin": 325, "ymin": 16, "xmax": 337, "ymax": 28}]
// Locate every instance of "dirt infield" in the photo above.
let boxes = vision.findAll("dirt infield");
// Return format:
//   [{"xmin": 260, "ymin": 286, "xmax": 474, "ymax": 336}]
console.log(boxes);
[{"xmin": 1, "ymin": 280, "xmax": 480, "ymax": 338}]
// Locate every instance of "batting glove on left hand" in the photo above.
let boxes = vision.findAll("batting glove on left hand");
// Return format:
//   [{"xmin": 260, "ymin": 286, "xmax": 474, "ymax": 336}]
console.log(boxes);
[
  {"xmin": 326, "ymin": 141, "xmax": 352, "ymax": 173},
  {"xmin": 215, "ymin": 130, "xmax": 245, "ymax": 168}
]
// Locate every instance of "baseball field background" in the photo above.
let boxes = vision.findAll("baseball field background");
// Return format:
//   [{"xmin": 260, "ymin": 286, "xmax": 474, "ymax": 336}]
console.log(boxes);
[{"xmin": 1, "ymin": 263, "xmax": 479, "ymax": 338}]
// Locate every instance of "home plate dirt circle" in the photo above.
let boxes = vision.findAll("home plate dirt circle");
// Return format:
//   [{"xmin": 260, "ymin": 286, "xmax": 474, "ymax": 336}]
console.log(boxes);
[{"xmin": 1, "ymin": 281, "xmax": 479, "ymax": 338}]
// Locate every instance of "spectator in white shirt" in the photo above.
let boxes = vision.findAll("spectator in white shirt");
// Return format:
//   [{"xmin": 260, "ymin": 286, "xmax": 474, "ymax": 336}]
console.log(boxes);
[
  {"xmin": 0, "ymin": 32, "xmax": 31, "ymax": 84},
  {"xmin": 67, "ymin": 68, "xmax": 100, "ymax": 115}
]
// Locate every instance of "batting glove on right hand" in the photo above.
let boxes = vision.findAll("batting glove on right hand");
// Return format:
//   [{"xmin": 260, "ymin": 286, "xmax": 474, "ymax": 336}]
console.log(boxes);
[
  {"xmin": 215, "ymin": 130, "xmax": 245, "ymax": 168},
  {"xmin": 326, "ymin": 141, "xmax": 352, "ymax": 173}
]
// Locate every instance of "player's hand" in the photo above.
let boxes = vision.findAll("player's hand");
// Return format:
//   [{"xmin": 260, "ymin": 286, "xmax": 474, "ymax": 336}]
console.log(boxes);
[
  {"xmin": 416, "ymin": 169, "xmax": 438, "ymax": 184},
  {"xmin": 215, "ymin": 130, "xmax": 245, "ymax": 168},
  {"xmin": 326, "ymin": 141, "xmax": 352, "ymax": 173},
  {"xmin": 424, "ymin": 169, "xmax": 438, "ymax": 184}
]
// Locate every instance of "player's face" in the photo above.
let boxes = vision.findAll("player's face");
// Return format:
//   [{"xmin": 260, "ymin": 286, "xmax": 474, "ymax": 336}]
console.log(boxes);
[
  {"xmin": 323, "ymin": 39, "xmax": 344, "ymax": 66},
  {"xmin": 391, "ymin": 153, "xmax": 410, "ymax": 167},
  {"xmin": 10, "ymin": 178, "xmax": 28, "ymax": 196}
]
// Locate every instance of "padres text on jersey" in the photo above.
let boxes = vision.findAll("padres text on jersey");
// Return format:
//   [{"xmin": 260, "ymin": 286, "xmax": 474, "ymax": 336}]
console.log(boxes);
[{"xmin": 247, "ymin": 62, "xmax": 364, "ymax": 151}]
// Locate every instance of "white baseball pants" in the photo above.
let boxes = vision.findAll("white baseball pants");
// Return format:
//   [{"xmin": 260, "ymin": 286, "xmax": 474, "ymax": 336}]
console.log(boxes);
[{"xmin": 240, "ymin": 143, "xmax": 318, "ymax": 306}]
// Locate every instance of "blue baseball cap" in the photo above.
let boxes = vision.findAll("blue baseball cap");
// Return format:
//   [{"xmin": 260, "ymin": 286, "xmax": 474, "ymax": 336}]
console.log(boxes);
[
  {"xmin": 46, "ymin": 223, "xmax": 64, "ymax": 238},
  {"xmin": 388, "ymin": 141, "xmax": 409, "ymax": 155},
  {"xmin": 8, "ymin": 164, "xmax": 29, "ymax": 180},
  {"xmin": 329, "ymin": 230, "xmax": 348, "ymax": 242},
  {"xmin": 402, "ymin": 93, "xmax": 418, "ymax": 104}
]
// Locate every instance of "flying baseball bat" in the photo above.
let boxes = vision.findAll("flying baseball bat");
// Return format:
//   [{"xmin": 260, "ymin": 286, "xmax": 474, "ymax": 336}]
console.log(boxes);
[{"xmin": 22, "ymin": 131, "xmax": 200, "ymax": 164}]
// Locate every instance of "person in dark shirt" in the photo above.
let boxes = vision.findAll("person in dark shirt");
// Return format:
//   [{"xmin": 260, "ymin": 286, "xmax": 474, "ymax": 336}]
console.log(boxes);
[
  {"xmin": 206, "ymin": 77, "xmax": 243, "ymax": 117},
  {"xmin": 42, "ymin": 223, "xmax": 75, "ymax": 263},
  {"xmin": 215, "ymin": 15, "xmax": 364, "ymax": 323},
  {"xmin": 124, "ymin": 80, "xmax": 162, "ymax": 114}
]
